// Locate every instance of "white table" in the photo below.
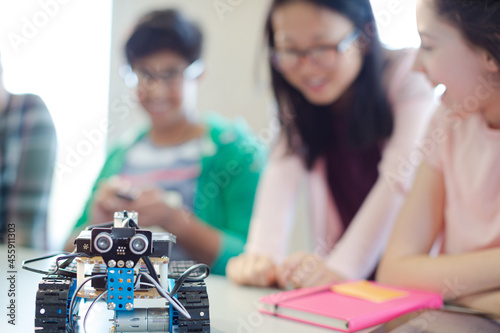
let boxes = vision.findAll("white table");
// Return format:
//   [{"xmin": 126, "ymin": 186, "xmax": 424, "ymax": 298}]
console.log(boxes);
[
  {"xmin": 1, "ymin": 246, "xmax": 499, "ymax": 333},
  {"xmin": 0, "ymin": 246, "xmax": 371, "ymax": 332}
]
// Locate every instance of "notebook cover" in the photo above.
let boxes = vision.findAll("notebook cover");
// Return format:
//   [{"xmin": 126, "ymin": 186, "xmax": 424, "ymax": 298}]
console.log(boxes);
[{"xmin": 259, "ymin": 281, "xmax": 443, "ymax": 332}]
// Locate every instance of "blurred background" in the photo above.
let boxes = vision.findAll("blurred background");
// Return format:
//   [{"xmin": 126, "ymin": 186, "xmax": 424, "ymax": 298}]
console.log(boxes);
[{"xmin": 0, "ymin": 0, "xmax": 420, "ymax": 250}]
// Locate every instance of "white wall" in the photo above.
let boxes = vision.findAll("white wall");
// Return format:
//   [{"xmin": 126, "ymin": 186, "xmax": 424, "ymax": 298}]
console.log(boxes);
[
  {"xmin": 0, "ymin": 0, "xmax": 112, "ymax": 249},
  {"xmin": 370, "ymin": 0, "xmax": 419, "ymax": 49}
]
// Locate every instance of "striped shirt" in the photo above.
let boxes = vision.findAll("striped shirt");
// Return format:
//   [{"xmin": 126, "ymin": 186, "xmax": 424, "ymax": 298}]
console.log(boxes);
[{"xmin": 120, "ymin": 136, "xmax": 203, "ymax": 261}]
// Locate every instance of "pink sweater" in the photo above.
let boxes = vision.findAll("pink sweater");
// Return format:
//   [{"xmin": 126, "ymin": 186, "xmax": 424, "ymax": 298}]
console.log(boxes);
[{"xmin": 245, "ymin": 49, "xmax": 437, "ymax": 279}]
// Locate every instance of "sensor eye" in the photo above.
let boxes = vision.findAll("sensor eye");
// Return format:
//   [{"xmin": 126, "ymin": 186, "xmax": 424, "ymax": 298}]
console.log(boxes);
[
  {"xmin": 94, "ymin": 233, "xmax": 113, "ymax": 253},
  {"xmin": 129, "ymin": 234, "xmax": 149, "ymax": 255}
]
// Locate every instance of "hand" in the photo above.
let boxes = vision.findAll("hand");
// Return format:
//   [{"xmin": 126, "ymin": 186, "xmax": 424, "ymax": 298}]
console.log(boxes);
[
  {"xmin": 91, "ymin": 178, "xmax": 184, "ymax": 230},
  {"xmin": 276, "ymin": 252, "xmax": 344, "ymax": 289},
  {"xmin": 127, "ymin": 187, "xmax": 185, "ymax": 231},
  {"xmin": 91, "ymin": 176, "xmax": 137, "ymax": 224},
  {"xmin": 226, "ymin": 254, "xmax": 277, "ymax": 287}
]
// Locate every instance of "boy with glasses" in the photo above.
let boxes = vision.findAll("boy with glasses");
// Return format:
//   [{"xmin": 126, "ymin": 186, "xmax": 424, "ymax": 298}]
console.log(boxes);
[{"xmin": 68, "ymin": 10, "xmax": 265, "ymax": 274}]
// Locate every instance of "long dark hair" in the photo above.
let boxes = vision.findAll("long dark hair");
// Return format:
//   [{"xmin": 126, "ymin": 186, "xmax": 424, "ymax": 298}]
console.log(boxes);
[
  {"xmin": 266, "ymin": 0, "xmax": 393, "ymax": 169},
  {"xmin": 433, "ymin": 0, "xmax": 500, "ymax": 66}
]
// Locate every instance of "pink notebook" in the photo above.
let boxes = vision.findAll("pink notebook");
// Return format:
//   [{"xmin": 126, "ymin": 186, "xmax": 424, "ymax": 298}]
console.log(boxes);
[{"xmin": 259, "ymin": 281, "xmax": 443, "ymax": 332}]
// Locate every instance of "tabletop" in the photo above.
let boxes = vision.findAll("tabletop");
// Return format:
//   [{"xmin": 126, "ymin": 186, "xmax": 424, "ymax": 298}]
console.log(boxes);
[{"xmin": 1, "ymin": 246, "xmax": 499, "ymax": 333}]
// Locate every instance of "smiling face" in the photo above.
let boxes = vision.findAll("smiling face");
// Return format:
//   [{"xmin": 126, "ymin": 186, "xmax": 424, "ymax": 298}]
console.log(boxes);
[
  {"xmin": 271, "ymin": 1, "xmax": 363, "ymax": 106},
  {"xmin": 414, "ymin": 0, "xmax": 500, "ymax": 114},
  {"xmin": 132, "ymin": 50, "xmax": 198, "ymax": 131}
]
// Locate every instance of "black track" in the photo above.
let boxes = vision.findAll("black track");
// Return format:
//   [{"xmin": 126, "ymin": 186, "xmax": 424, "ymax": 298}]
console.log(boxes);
[
  {"xmin": 34, "ymin": 277, "xmax": 73, "ymax": 332},
  {"xmin": 176, "ymin": 281, "xmax": 211, "ymax": 332}
]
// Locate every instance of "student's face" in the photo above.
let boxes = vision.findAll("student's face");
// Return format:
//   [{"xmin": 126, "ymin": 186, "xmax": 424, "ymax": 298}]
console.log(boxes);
[
  {"xmin": 271, "ymin": 1, "xmax": 363, "ymax": 106},
  {"xmin": 132, "ymin": 51, "xmax": 197, "ymax": 130},
  {"xmin": 414, "ymin": 0, "xmax": 499, "ymax": 111}
]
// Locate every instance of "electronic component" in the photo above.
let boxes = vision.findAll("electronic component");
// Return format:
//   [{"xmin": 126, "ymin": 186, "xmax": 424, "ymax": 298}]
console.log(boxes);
[{"xmin": 23, "ymin": 210, "xmax": 211, "ymax": 332}]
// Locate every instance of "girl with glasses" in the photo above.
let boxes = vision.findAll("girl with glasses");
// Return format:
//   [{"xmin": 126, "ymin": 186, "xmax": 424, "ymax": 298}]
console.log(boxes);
[{"xmin": 227, "ymin": 0, "xmax": 436, "ymax": 288}]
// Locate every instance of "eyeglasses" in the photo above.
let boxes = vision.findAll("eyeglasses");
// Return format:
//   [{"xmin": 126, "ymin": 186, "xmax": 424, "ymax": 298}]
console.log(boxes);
[
  {"xmin": 271, "ymin": 29, "xmax": 359, "ymax": 72},
  {"xmin": 121, "ymin": 59, "xmax": 205, "ymax": 89}
]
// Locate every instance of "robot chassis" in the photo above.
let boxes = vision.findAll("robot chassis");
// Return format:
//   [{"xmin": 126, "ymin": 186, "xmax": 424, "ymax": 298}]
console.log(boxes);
[{"xmin": 24, "ymin": 211, "xmax": 211, "ymax": 332}]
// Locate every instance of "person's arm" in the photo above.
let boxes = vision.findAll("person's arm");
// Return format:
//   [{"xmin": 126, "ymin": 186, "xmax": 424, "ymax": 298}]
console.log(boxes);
[
  {"xmin": 454, "ymin": 290, "xmax": 500, "ymax": 315},
  {"xmin": 377, "ymin": 162, "xmax": 500, "ymax": 299},
  {"xmin": 243, "ymin": 137, "xmax": 304, "ymax": 261},
  {"xmin": 227, "ymin": 136, "xmax": 305, "ymax": 285},
  {"xmin": 11, "ymin": 95, "xmax": 57, "ymax": 248}
]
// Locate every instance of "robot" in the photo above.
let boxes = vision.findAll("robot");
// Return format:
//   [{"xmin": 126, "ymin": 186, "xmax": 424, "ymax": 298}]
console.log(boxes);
[{"xmin": 23, "ymin": 211, "xmax": 211, "ymax": 332}]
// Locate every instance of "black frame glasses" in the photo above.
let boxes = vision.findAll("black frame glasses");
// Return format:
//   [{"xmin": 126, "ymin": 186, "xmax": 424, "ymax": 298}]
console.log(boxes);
[
  {"xmin": 121, "ymin": 59, "xmax": 205, "ymax": 89},
  {"xmin": 271, "ymin": 28, "xmax": 360, "ymax": 72}
]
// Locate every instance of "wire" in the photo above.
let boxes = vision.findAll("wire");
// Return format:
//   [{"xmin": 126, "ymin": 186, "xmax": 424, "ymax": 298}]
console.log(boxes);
[
  {"xmin": 83, "ymin": 291, "xmax": 107, "ymax": 333},
  {"xmin": 138, "ymin": 272, "xmax": 191, "ymax": 319},
  {"xmin": 126, "ymin": 216, "xmax": 139, "ymax": 228},
  {"xmin": 133, "ymin": 275, "xmax": 155, "ymax": 290},
  {"xmin": 125, "ymin": 217, "xmax": 162, "ymax": 285},
  {"xmin": 68, "ymin": 274, "xmax": 107, "ymax": 333},
  {"xmin": 173, "ymin": 263, "xmax": 210, "ymax": 282},
  {"xmin": 58, "ymin": 254, "xmax": 77, "ymax": 269},
  {"xmin": 23, "ymin": 251, "xmax": 90, "ymax": 278},
  {"xmin": 51, "ymin": 253, "xmax": 89, "ymax": 278},
  {"xmin": 22, "ymin": 252, "xmax": 71, "ymax": 275},
  {"xmin": 142, "ymin": 255, "xmax": 160, "ymax": 284},
  {"xmin": 169, "ymin": 263, "xmax": 210, "ymax": 296}
]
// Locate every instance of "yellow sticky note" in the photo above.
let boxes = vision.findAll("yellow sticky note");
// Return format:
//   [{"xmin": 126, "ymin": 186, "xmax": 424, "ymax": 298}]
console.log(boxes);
[{"xmin": 332, "ymin": 280, "xmax": 408, "ymax": 303}]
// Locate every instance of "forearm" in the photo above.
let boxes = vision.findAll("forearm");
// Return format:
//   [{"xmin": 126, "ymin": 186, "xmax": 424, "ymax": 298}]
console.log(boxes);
[
  {"xmin": 454, "ymin": 289, "xmax": 500, "ymax": 316},
  {"xmin": 167, "ymin": 210, "xmax": 221, "ymax": 265},
  {"xmin": 378, "ymin": 248, "xmax": 500, "ymax": 299},
  {"xmin": 326, "ymin": 179, "xmax": 405, "ymax": 279},
  {"xmin": 243, "ymin": 150, "xmax": 303, "ymax": 261}
]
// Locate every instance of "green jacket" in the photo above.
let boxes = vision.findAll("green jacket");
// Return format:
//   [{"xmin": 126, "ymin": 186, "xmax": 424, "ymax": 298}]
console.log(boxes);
[{"xmin": 73, "ymin": 114, "xmax": 266, "ymax": 274}]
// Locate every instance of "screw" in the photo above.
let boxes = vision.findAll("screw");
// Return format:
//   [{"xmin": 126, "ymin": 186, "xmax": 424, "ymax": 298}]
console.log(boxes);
[
  {"xmin": 108, "ymin": 302, "xmax": 116, "ymax": 310},
  {"xmin": 108, "ymin": 260, "xmax": 116, "ymax": 268},
  {"xmin": 125, "ymin": 303, "xmax": 134, "ymax": 311},
  {"xmin": 200, "ymin": 311, "xmax": 205, "ymax": 317},
  {"xmin": 117, "ymin": 260, "xmax": 125, "ymax": 268},
  {"xmin": 125, "ymin": 260, "xmax": 134, "ymax": 268}
]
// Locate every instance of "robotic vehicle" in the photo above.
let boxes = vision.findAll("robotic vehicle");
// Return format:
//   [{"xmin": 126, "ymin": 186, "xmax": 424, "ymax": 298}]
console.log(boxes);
[{"xmin": 23, "ymin": 211, "xmax": 211, "ymax": 332}]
